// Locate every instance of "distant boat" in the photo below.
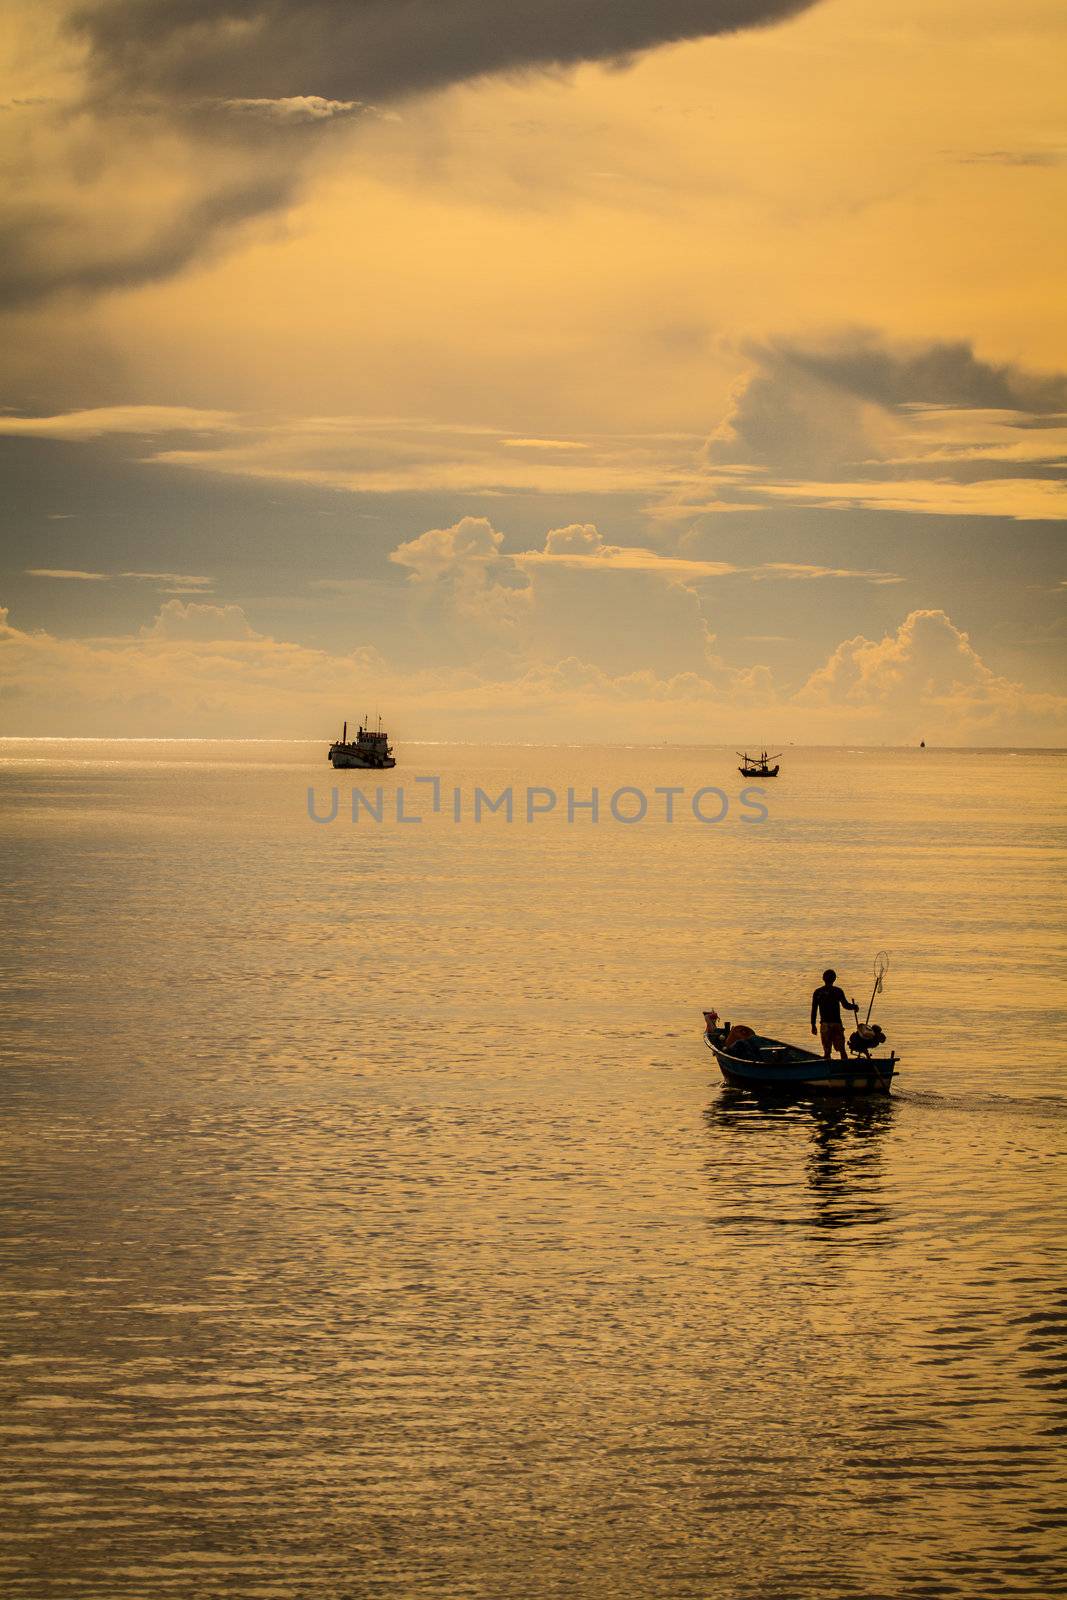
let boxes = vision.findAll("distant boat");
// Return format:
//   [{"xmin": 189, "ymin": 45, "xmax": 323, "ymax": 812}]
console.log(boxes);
[
  {"xmin": 738, "ymin": 748, "xmax": 780, "ymax": 778},
  {"xmin": 703, "ymin": 1014, "xmax": 897, "ymax": 1096},
  {"xmin": 920, "ymin": 740, "xmax": 925, "ymax": 749},
  {"xmin": 328, "ymin": 716, "xmax": 396, "ymax": 770}
]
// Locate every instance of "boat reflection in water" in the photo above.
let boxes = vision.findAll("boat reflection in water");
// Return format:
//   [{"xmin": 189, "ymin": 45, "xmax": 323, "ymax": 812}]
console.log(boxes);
[
  {"xmin": 702, "ymin": 1093, "xmax": 895, "ymax": 1235},
  {"xmin": 802, "ymin": 1098, "xmax": 895, "ymax": 1232}
]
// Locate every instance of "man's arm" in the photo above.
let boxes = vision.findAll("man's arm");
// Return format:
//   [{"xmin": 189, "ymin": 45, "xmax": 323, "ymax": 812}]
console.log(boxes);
[{"xmin": 810, "ymin": 990, "xmax": 819, "ymax": 1032}]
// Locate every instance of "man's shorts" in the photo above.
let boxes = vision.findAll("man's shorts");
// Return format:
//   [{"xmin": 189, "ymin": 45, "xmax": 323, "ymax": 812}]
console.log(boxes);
[{"xmin": 820, "ymin": 1022, "xmax": 846, "ymax": 1054}]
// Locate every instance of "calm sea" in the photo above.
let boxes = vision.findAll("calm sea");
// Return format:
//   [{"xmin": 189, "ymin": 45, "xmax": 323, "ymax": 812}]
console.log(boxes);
[{"xmin": 1, "ymin": 741, "xmax": 1065, "ymax": 1599}]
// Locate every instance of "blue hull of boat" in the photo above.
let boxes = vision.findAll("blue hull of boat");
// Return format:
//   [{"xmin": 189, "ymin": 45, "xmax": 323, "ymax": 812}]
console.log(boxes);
[{"xmin": 706, "ymin": 1035, "xmax": 896, "ymax": 1096}]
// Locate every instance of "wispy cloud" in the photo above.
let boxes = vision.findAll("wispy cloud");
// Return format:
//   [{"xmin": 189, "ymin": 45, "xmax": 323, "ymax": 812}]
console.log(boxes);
[
  {"xmin": 2, "ymin": 404, "xmax": 693, "ymax": 496},
  {"xmin": 753, "ymin": 478, "xmax": 1067, "ymax": 522},
  {"xmin": 756, "ymin": 562, "xmax": 903, "ymax": 583},
  {"xmin": 0, "ymin": 406, "xmax": 236, "ymax": 439},
  {"xmin": 514, "ymin": 546, "xmax": 738, "ymax": 577},
  {"xmin": 26, "ymin": 568, "xmax": 108, "ymax": 581},
  {"xmin": 148, "ymin": 420, "xmax": 696, "ymax": 497},
  {"xmin": 10, "ymin": 344, "xmax": 1066, "ymax": 526},
  {"xmin": 25, "ymin": 567, "xmax": 213, "ymax": 589},
  {"xmin": 502, "ymin": 438, "xmax": 592, "ymax": 452},
  {"xmin": 219, "ymin": 97, "xmax": 369, "ymax": 124},
  {"xmin": 119, "ymin": 572, "xmax": 213, "ymax": 588},
  {"xmin": 957, "ymin": 148, "xmax": 1065, "ymax": 169},
  {"xmin": 515, "ymin": 546, "xmax": 901, "ymax": 582}
]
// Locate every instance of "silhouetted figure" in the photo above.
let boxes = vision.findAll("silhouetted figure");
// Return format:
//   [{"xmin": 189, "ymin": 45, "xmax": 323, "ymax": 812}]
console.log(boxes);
[{"xmin": 810, "ymin": 968, "xmax": 859, "ymax": 1062}]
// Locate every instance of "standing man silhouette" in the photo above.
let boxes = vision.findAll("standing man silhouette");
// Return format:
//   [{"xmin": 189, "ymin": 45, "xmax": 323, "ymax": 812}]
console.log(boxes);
[{"xmin": 810, "ymin": 969, "xmax": 859, "ymax": 1062}]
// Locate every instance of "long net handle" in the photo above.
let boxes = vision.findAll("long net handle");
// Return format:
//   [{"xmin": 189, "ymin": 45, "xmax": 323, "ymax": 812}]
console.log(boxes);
[{"xmin": 866, "ymin": 950, "xmax": 889, "ymax": 1025}]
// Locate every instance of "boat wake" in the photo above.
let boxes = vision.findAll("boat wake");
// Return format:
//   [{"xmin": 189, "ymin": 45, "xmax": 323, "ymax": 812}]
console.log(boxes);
[{"xmin": 893, "ymin": 1087, "xmax": 1067, "ymax": 1119}]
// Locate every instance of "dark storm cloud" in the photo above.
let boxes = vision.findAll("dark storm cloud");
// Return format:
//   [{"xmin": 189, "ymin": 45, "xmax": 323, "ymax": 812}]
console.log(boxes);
[
  {"xmin": 0, "ymin": 172, "xmax": 296, "ymax": 308},
  {"xmin": 70, "ymin": 0, "xmax": 821, "ymax": 107},
  {"xmin": 762, "ymin": 334, "xmax": 1067, "ymax": 415},
  {"xmin": 702, "ymin": 333, "xmax": 1067, "ymax": 489},
  {"xmin": 3, "ymin": 0, "xmax": 822, "ymax": 315}
]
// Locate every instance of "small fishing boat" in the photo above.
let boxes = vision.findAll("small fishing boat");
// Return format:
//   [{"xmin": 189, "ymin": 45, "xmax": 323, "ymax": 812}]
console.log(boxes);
[
  {"xmin": 738, "ymin": 748, "xmax": 780, "ymax": 778},
  {"xmin": 702, "ymin": 1014, "xmax": 897, "ymax": 1096}
]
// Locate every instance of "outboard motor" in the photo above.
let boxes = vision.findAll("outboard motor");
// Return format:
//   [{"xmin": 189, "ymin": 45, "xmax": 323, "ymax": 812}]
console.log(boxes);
[{"xmin": 848, "ymin": 1022, "xmax": 886, "ymax": 1058}]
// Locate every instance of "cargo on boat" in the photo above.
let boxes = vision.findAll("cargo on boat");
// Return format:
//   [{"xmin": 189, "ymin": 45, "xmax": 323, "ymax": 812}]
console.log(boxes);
[{"xmin": 702, "ymin": 1013, "xmax": 897, "ymax": 1096}]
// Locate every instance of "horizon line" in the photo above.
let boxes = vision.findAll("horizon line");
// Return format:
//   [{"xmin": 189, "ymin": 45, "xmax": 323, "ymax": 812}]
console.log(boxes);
[{"xmin": 1, "ymin": 737, "xmax": 1065, "ymax": 753}]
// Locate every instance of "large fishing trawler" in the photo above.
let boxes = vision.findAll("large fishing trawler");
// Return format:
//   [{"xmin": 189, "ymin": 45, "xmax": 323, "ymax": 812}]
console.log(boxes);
[{"xmin": 328, "ymin": 717, "xmax": 396, "ymax": 769}]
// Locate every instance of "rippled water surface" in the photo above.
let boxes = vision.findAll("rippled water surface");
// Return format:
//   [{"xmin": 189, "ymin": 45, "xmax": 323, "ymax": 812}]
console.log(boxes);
[{"xmin": 1, "ymin": 741, "xmax": 1065, "ymax": 1598}]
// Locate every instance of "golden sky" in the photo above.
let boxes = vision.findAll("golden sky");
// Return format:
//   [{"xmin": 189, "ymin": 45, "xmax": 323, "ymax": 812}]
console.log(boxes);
[{"xmin": 1, "ymin": 0, "xmax": 1065, "ymax": 740}]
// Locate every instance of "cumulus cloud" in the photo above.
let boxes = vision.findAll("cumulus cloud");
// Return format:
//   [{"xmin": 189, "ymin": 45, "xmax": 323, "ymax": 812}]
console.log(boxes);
[
  {"xmin": 0, "ymin": 602, "xmax": 393, "ymax": 735},
  {"xmin": 520, "ymin": 526, "xmax": 898, "ymax": 582},
  {"xmin": 802, "ymin": 610, "xmax": 985, "ymax": 704},
  {"xmin": 389, "ymin": 516, "xmax": 532, "ymax": 663},
  {"xmin": 2, "ymin": 598, "xmax": 1062, "ymax": 744},
  {"xmin": 386, "ymin": 516, "xmax": 723, "ymax": 676},
  {"xmin": 390, "ymin": 518, "xmax": 895, "ymax": 611},
  {"xmin": 543, "ymin": 523, "xmax": 604, "ymax": 556},
  {"xmin": 797, "ymin": 609, "xmax": 1065, "ymax": 740},
  {"xmin": 141, "ymin": 599, "xmax": 260, "ymax": 641},
  {"xmin": 528, "ymin": 524, "xmax": 734, "ymax": 573},
  {"xmin": 383, "ymin": 516, "xmax": 898, "ymax": 683},
  {"xmin": 390, "ymin": 515, "xmax": 506, "ymax": 580}
]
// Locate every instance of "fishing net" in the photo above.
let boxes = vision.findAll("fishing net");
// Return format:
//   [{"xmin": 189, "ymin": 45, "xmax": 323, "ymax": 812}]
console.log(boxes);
[{"xmin": 864, "ymin": 950, "xmax": 889, "ymax": 1025}]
